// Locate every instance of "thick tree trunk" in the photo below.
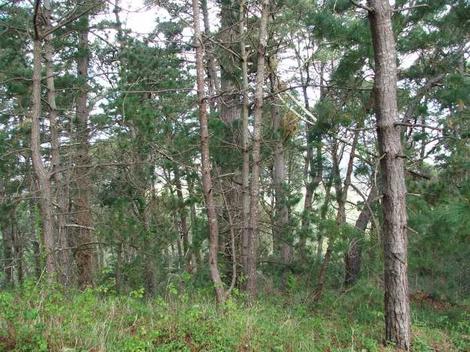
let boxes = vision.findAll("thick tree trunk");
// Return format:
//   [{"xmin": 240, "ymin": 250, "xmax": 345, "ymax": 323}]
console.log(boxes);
[
  {"xmin": 72, "ymin": 15, "xmax": 96, "ymax": 288},
  {"xmin": 368, "ymin": 0, "xmax": 411, "ymax": 349},
  {"xmin": 246, "ymin": 0, "xmax": 270, "ymax": 298},
  {"xmin": 192, "ymin": 0, "xmax": 226, "ymax": 304},
  {"xmin": 31, "ymin": 6, "xmax": 56, "ymax": 277},
  {"xmin": 344, "ymin": 185, "xmax": 377, "ymax": 286}
]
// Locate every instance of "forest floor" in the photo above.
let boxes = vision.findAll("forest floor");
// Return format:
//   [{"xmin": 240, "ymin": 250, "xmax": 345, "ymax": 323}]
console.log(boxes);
[{"xmin": 0, "ymin": 279, "xmax": 469, "ymax": 352}]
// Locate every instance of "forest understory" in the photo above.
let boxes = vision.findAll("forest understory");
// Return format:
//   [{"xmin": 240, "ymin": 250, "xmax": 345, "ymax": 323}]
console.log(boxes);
[
  {"xmin": 1, "ymin": 0, "xmax": 469, "ymax": 351},
  {"xmin": 1, "ymin": 278, "xmax": 469, "ymax": 352}
]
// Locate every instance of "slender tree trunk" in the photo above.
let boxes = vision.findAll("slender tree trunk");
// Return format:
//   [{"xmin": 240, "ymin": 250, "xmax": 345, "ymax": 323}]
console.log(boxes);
[
  {"xmin": 201, "ymin": 0, "xmax": 220, "ymax": 111},
  {"xmin": 246, "ymin": 0, "xmax": 270, "ymax": 298},
  {"xmin": 115, "ymin": 242, "xmax": 123, "ymax": 293},
  {"xmin": 187, "ymin": 175, "xmax": 200, "ymax": 272},
  {"xmin": 368, "ymin": 0, "xmax": 411, "ymax": 349},
  {"xmin": 12, "ymin": 218, "xmax": 24, "ymax": 284},
  {"xmin": 192, "ymin": 0, "xmax": 226, "ymax": 304},
  {"xmin": 315, "ymin": 132, "xmax": 357, "ymax": 301},
  {"xmin": 344, "ymin": 185, "xmax": 377, "ymax": 286},
  {"xmin": 299, "ymin": 63, "xmax": 324, "ymax": 259},
  {"xmin": 73, "ymin": 14, "xmax": 96, "ymax": 288},
  {"xmin": 174, "ymin": 167, "xmax": 192, "ymax": 272},
  {"xmin": 31, "ymin": 3, "xmax": 56, "ymax": 277},
  {"xmin": 1, "ymin": 221, "xmax": 14, "ymax": 286},
  {"xmin": 239, "ymin": 0, "xmax": 250, "ymax": 279},
  {"xmin": 44, "ymin": 1, "xmax": 72, "ymax": 285},
  {"xmin": 269, "ymin": 56, "xmax": 292, "ymax": 287},
  {"xmin": 218, "ymin": 0, "xmax": 241, "ymax": 124}
]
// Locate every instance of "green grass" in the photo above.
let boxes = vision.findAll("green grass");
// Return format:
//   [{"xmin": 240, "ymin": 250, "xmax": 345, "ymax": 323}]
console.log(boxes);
[{"xmin": 0, "ymin": 280, "xmax": 468, "ymax": 351}]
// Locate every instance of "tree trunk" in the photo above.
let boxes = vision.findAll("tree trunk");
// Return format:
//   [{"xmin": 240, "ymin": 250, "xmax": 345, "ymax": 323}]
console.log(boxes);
[
  {"xmin": 201, "ymin": 0, "xmax": 220, "ymax": 111},
  {"xmin": 12, "ymin": 219, "xmax": 24, "ymax": 284},
  {"xmin": 299, "ymin": 63, "xmax": 324, "ymax": 260},
  {"xmin": 246, "ymin": 0, "xmax": 270, "ymax": 298},
  {"xmin": 315, "ymin": 133, "xmax": 357, "ymax": 301},
  {"xmin": 344, "ymin": 185, "xmax": 377, "ymax": 286},
  {"xmin": 1, "ymin": 220, "xmax": 14, "ymax": 287},
  {"xmin": 44, "ymin": 1, "xmax": 72, "ymax": 285},
  {"xmin": 73, "ymin": 14, "xmax": 96, "ymax": 288},
  {"xmin": 192, "ymin": 0, "xmax": 226, "ymax": 304},
  {"xmin": 174, "ymin": 167, "xmax": 192, "ymax": 272},
  {"xmin": 368, "ymin": 0, "xmax": 411, "ymax": 349},
  {"xmin": 269, "ymin": 56, "xmax": 292, "ymax": 287},
  {"xmin": 31, "ymin": 4, "xmax": 56, "ymax": 277},
  {"xmin": 218, "ymin": 0, "xmax": 241, "ymax": 124},
  {"xmin": 239, "ymin": 0, "xmax": 250, "ymax": 279}
]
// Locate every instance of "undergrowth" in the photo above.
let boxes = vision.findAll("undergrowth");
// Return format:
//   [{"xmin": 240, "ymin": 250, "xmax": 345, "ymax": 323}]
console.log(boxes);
[{"xmin": 0, "ymin": 279, "xmax": 468, "ymax": 351}]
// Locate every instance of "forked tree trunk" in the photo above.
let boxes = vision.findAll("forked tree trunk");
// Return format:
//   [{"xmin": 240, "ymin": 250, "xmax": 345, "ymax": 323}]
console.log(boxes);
[
  {"xmin": 246, "ymin": 0, "xmax": 270, "ymax": 298},
  {"xmin": 192, "ymin": 0, "xmax": 226, "ymax": 304},
  {"xmin": 368, "ymin": 0, "xmax": 411, "ymax": 349}
]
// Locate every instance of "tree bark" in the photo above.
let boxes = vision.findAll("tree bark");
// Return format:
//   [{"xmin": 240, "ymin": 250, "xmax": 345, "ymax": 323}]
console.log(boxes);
[
  {"xmin": 239, "ymin": 0, "xmax": 250, "ymax": 279},
  {"xmin": 246, "ymin": 0, "xmax": 270, "ymax": 298},
  {"xmin": 192, "ymin": 0, "xmax": 226, "ymax": 304},
  {"xmin": 201, "ymin": 0, "xmax": 220, "ymax": 111},
  {"xmin": 368, "ymin": 0, "xmax": 411, "ymax": 349},
  {"xmin": 31, "ymin": 1, "xmax": 56, "ymax": 277},
  {"xmin": 73, "ymin": 14, "xmax": 96, "ymax": 288},
  {"xmin": 43, "ymin": 0, "xmax": 72, "ymax": 285}
]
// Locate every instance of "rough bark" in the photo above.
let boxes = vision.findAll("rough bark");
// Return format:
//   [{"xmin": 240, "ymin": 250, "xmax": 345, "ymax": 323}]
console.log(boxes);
[
  {"xmin": 73, "ymin": 14, "xmax": 96, "ymax": 288},
  {"xmin": 201, "ymin": 0, "xmax": 220, "ymax": 111},
  {"xmin": 31, "ymin": 1, "xmax": 56, "ymax": 277},
  {"xmin": 192, "ymin": 0, "xmax": 226, "ymax": 304},
  {"xmin": 239, "ymin": 0, "xmax": 250, "ymax": 278},
  {"xmin": 368, "ymin": 0, "xmax": 411, "ymax": 349},
  {"xmin": 246, "ymin": 0, "xmax": 270, "ymax": 297}
]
